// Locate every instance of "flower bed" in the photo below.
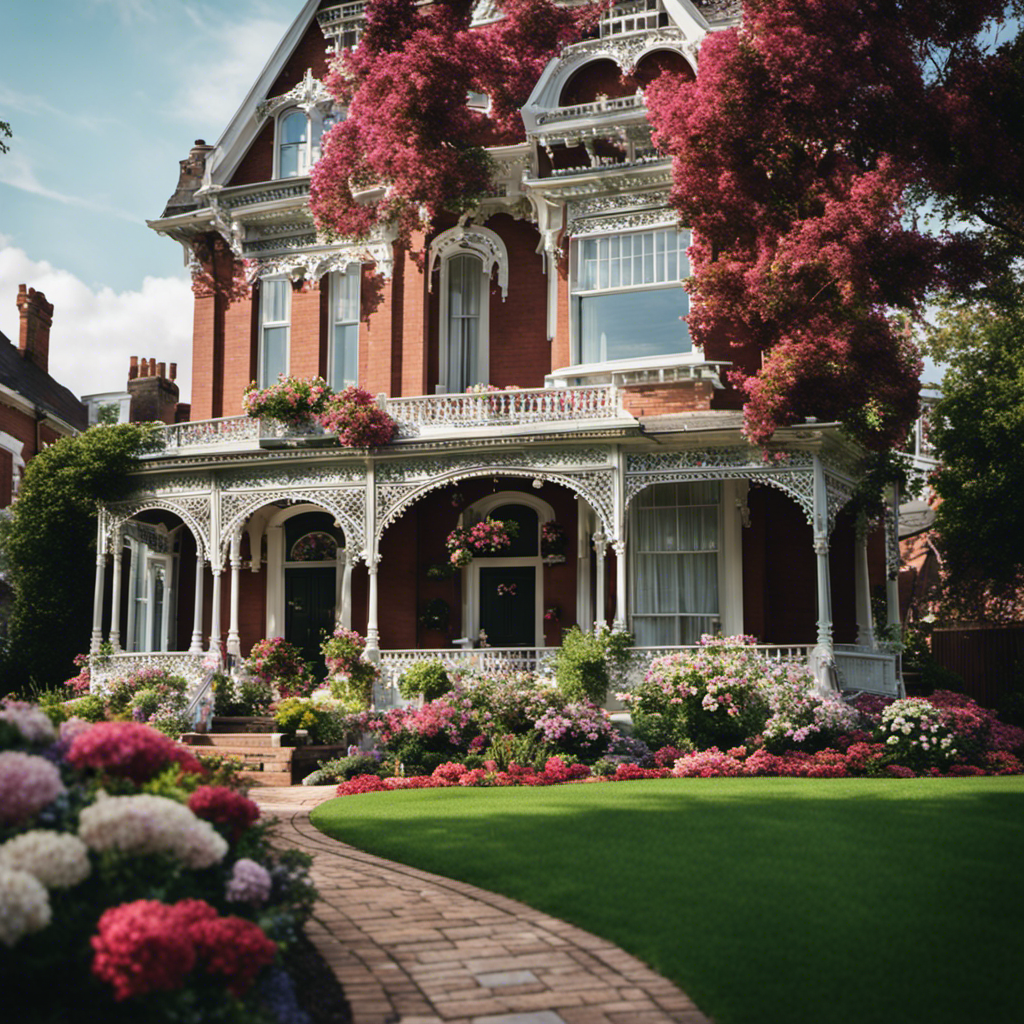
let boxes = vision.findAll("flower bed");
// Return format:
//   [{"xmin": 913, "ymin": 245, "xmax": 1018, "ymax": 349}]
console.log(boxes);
[{"xmin": 0, "ymin": 699, "xmax": 317, "ymax": 1022}]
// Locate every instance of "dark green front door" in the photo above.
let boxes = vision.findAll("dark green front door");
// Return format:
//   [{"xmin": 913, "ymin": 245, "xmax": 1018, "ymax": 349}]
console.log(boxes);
[
  {"xmin": 479, "ymin": 566, "xmax": 535, "ymax": 647},
  {"xmin": 285, "ymin": 567, "xmax": 335, "ymax": 676}
]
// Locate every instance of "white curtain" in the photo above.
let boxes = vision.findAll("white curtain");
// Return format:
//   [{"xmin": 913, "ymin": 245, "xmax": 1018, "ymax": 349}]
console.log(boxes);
[{"xmin": 631, "ymin": 482, "xmax": 719, "ymax": 645}]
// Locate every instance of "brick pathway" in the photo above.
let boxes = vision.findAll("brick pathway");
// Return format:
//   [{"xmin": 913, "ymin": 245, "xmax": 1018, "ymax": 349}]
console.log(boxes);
[{"xmin": 251, "ymin": 786, "xmax": 711, "ymax": 1024}]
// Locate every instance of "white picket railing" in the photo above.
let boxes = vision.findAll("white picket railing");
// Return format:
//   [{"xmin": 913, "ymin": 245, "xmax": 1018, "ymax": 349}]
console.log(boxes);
[
  {"xmin": 161, "ymin": 416, "xmax": 259, "ymax": 450},
  {"xmin": 834, "ymin": 645, "xmax": 901, "ymax": 696}
]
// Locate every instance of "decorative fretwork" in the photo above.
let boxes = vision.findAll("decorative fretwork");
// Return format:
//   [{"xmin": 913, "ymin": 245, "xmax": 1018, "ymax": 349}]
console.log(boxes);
[
  {"xmin": 692, "ymin": 0, "xmax": 743, "ymax": 22},
  {"xmin": 218, "ymin": 464, "xmax": 367, "ymax": 489},
  {"xmin": 375, "ymin": 448, "xmax": 616, "ymax": 542},
  {"xmin": 249, "ymin": 235, "xmax": 396, "ymax": 280},
  {"xmin": 554, "ymin": 28, "xmax": 688, "ymax": 75},
  {"xmin": 626, "ymin": 449, "xmax": 817, "ymax": 524},
  {"xmin": 162, "ymin": 418, "xmax": 259, "ymax": 450},
  {"xmin": 218, "ymin": 488, "xmax": 366, "ymax": 561},
  {"xmin": 220, "ymin": 182, "xmax": 311, "ymax": 211},
  {"xmin": 104, "ymin": 497, "xmax": 212, "ymax": 561},
  {"xmin": 255, "ymin": 68, "xmax": 334, "ymax": 122},
  {"xmin": 567, "ymin": 206, "xmax": 680, "ymax": 238},
  {"xmin": 428, "ymin": 226, "xmax": 509, "ymax": 299}
]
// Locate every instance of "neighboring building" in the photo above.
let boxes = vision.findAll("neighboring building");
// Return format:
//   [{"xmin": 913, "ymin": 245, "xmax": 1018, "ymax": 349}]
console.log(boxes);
[
  {"xmin": 0, "ymin": 284, "xmax": 87, "ymax": 507},
  {"xmin": 89, "ymin": 0, "xmax": 901, "ymax": 702},
  {"xmin": 83, "ymin": 357, "xmax": 191, "ymax": 427}
]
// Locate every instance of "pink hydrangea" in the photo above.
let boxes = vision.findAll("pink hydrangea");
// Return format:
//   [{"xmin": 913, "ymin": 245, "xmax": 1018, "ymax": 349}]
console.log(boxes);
[
  {"xmin": 0, "ymin": 700, "xmax": 56, "ymax": 745},
  {"xmin": 67, "ymin": 721, "xmax": 204, "ymax": 784},
  {"xmin": 0, "ymin": 751, "xmax": 65, "ymax": 825},
  {"xmin": 188, "ymin": 786, "xmax": 260, "ymax": 841},
  {"xmin": 672, "ymin": 748, "xmax": 744, "ymax": 778}
]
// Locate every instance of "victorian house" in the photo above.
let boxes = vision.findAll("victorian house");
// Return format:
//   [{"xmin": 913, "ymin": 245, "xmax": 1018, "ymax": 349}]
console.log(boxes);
[{"xmin": 89, "ymin": 0, "xmax": 902, "ymax": 707}]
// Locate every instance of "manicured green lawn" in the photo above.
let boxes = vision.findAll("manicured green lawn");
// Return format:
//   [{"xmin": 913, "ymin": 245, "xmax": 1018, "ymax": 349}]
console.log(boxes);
[{"xmin": 311, "ymin": 777, "xmax": 1024, "ymax": 1024}]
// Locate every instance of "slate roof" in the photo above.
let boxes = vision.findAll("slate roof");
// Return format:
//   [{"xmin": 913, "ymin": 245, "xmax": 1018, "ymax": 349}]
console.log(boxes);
[{"xmin": 0, "ymin": 328, "xmax": 88, "ymax": 431}]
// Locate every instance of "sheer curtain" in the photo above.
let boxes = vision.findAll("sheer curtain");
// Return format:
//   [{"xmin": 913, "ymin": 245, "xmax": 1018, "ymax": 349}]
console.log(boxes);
[
  {"xmin": 631, "ymin": 481, "xmax": 719, "ymax": 645},
  {"xmin": 447, "ymin": 254, "xmax": 481, "ymax": 392}
]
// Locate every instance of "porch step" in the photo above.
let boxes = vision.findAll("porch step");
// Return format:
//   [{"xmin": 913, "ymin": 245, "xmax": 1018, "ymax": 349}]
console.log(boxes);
[
  {"xmin": 211, "ymin": 716, "xmax": 277, "ymax": 734},
  {"xmin": 183, "ymin": 732, "xmax": 286, "ymax": 749},
  {"xmin": 238, "ymin": 769, "xmax": 294, "ymax": 787}
]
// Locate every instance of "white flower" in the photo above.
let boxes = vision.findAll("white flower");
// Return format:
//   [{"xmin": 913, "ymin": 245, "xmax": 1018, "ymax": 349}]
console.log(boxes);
[
  {"xmin": 226, "ymin": 857, "xmax": 273, "ymax": 903},
  {"xmin": 0, "ymin": 701, "xmax": 56, "ymax": 745},
  {"xmin": 0, "ymin": 831, "xmax": 91, "ymax": 888},
  {"xmin": 0, "ymin": 867, "xmax": 51, "ymax": 947},
  {"xmin": 78, "ymin": 793, "xmax": 228, "ymax": 869}
]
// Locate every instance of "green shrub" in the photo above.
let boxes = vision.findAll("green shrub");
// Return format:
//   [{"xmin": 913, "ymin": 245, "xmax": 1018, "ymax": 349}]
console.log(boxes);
[
  {"xmin": 64, "ymin": 693, "xmax": 107, "ymax": 723},
  {"xmin": 275, "ymin": 698, "xmax": 345, "ymax": 745},
  {"xmin": 484, "ymin": 732, "xmax": 553, "ymax": 771},
  {"xmin": 307, "ymin": 753, "xmax": 384, "ymax": 784},
  {"xmin": 554, "ymin": 626, "xmax": 632, "ymax": 704},
  {"xmin": 329, "ymin": 663, "xmax": 377, "ymax": 712},
  {"xmin": 398, "ymin": 659, "xmax": 452, "ymax": 702}
]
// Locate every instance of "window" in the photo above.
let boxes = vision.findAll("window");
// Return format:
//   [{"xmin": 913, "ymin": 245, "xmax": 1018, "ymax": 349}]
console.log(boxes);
[
  {"xmin": 571, "ymin": 226, "xmax": 690, "ymax": 365},
  {"xmin": 630, "ymin": 481, "xmax": 720, "ymax": 645},
  {"xmin": 445, "ymin": 254, "xmax": 484, "ymax": 393},
  {"xmin": 329, "ymin": 269, "xmax": 360, "ymax": 388},
  {"xmin": 275, "ymin": 106, "xmax": 339, "ymax": 179},
  {"xmin": 259, "ymin": 278, "xmax": 290, "ymax": 387}
]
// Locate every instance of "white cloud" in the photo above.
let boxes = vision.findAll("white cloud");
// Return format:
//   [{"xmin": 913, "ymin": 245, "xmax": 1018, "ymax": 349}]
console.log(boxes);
[
  {"xmin": 0, "ymin": 152, "xmax": 144, "ymax": 224},
  {"xmin": 0, "ymin": 245, "xmax": 194, "ymax": 404},
  {"xmin": 171, "ymin": 12, "xmax": 290, "ymax": 127}
]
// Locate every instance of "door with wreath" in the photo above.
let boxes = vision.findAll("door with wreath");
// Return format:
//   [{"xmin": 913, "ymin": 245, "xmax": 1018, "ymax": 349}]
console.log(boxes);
[{"xmin": 478, "ymin": 566, "xmax": 536, "ymax": 647}]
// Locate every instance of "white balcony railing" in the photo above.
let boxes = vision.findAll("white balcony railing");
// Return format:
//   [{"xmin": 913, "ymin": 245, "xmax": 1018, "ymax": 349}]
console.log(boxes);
[
  {"xmin": 383, "ymin": 384, "xmax": 623, "ymax": 437},
  {"xmin": 146, "ymin": 385, "xmax": 626, "ymax": 454}
]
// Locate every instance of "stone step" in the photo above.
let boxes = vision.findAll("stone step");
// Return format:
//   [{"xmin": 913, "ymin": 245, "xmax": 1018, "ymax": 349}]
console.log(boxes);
[
  {"xmin": 182, "ymin": 732, "xmax": 285, "ymax": 749},
  {"xmin": 211, "ymin": 716, "xmax": 277, "ymax": 734},
  {"xmin": 238, "ymin": 769, "xmax": 294, "ymax": 787}
]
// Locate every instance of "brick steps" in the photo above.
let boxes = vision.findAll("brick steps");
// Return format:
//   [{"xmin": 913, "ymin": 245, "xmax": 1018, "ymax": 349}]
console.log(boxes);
[{"xmin": 180, "ymin": 722, "xmax": 348, "ymax": 787}]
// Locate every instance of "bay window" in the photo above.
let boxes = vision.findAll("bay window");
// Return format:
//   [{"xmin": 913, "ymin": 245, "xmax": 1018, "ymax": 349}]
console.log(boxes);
[{"xmin": 572, "ymin": 226, "xmax": 690, "ymax": 365}]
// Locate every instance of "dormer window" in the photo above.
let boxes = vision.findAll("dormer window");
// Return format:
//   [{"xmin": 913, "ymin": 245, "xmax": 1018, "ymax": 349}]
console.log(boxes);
[{"xmin": 277, "ymin": 109, "xmax": 313, "ymax": 178}]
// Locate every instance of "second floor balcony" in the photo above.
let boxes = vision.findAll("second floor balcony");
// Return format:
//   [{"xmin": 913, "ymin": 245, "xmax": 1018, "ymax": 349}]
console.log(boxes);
[{"xmin": 153, "ymin": 383, "xmax": 637, "ymax": 457}]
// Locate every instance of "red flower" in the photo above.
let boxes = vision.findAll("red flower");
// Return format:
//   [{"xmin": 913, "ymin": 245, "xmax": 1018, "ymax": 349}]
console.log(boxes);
[
  {"xmin": 189, "ymin": 914, "xmax": 278, "ymax": 997},
  {"xmin": 68, "ymin": 721, "xmax": 204, "ymax": 784},
  {"xmin": 188, "ymin": 786, "xmax": 260, "ymax": 840},
  {"xmin": 91, "ymin": 901, "xmax": 196, "ymax": 1001}
]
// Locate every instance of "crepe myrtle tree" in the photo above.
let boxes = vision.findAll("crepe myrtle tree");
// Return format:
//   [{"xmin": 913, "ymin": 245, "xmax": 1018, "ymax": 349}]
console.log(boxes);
[
  {"xmin": 310, "ymin": 0, "xmax": 602, "ymax": 245},
  {"xmin": 645, "ymin": 0, "xmax": 1024, "ymax": 451}
]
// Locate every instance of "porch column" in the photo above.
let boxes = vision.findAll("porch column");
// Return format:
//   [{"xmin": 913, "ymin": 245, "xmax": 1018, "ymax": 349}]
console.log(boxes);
[
  {"xmin": 189, "ymin": 554, "xmax": 205, "ymax": 655},
  {"xmin": 810, "ymin": 454, "xmax": 835, "ymax": 691},
  {"xmin": 90, "ymin": 516, "xmax": 107, "ymax": 654},
  {"xmin": 854, "ymin": 521, "xmax": 876, "ymax": 648},
  {"xmin": 365, "ymin": 555, "xmax": 381, "ymax": 659},
  {"xmin": 612, "ymin": 539, "xmax": 627, "ymax": 632},
  {"xmin": 108, "ymin": 530, "xmax": 123, "ymax": 651},
  {"xmin": 339, "ymin": 548, "xmax": 355, "ymax": 629},
  {"xmin": 209, "ymin": 564, "xmax": 223, "ymax": 657},
  {"xmin": 593, "ymin": 532, "xmax": 607, "ymax": 630},
  {"xmin": 885, "ymin": 482, "xmax": 902, "ymax": 633},
  {"xmin": 226, "ymin": 529, "xmax": 242, "ymax": 658}
]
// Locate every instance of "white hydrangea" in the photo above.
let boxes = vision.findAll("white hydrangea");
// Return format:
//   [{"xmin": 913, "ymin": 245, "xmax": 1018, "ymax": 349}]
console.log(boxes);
[
  {"xmin": 0, "ymin": 866, "xmax": 52, "ymax": 947},
  {"xmin": 78, "ymin": 793, "xmax": 228, "ymax": 869},
  {"xmin": 0, "ymin": 701, "xmax": 56, "ymax": 745},
  {"xmin": 0, "ymin": 831, "xmax": 91, "ymax": 889}
]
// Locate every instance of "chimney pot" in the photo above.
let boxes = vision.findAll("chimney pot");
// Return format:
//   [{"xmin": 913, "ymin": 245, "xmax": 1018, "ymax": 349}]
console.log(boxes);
[{"xmin": 169, "ymin": 362, "xmax": 177, "ymax": 381}]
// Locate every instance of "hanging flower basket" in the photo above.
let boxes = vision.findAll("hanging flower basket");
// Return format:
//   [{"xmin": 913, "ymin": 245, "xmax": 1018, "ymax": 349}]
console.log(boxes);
[
  {"xmin": 541, "ymin": 520, "xmax": 567, "ymax": 557},
  {"xmin": 445, "ymin": 518, "xmax": 519, "ymax": 566}
]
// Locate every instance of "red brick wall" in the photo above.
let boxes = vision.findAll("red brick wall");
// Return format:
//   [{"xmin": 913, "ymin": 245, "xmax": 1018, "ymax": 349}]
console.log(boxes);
[
  {"xmin": 553, "ymin": 254, "xmax": 571, "ymax": 371},
  {"xmin": 222, "ymin": 291, "xmax": 255, "ymax": 417},
  {"xmin": 191, "ymin": 293, "xmax": 217, "ymax": 421},
  {"xmin": 620, "ymin": 380, "xmax": 714, "ymax": 416},
  {"xmin": 289, "ymin": 280, "xmax": 322, "ymax": 380},
  {"xmin": 0, "ymin": 447, "xmax": 12, "ymax": 507},
  {"xmin": 488, "ymin": 217, "xmax": 549, "ymax": 388},
  {"xmin": 269, "ymin": 21, "xmax": 330, "ymax": 95},
  {"xmin": 229, "ymin": 121, "xmax": 274, "ymax": 187},
  {"xmin": 0, "ymin": 403, "xmax": 38, "ymax": 466}
]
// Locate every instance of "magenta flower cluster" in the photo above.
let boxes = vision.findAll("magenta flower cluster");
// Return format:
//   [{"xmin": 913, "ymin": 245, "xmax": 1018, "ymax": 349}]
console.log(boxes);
[
  {"xmin": 316, "ymin": 386, "xmax": 396, "ymax": 448},
  {"xmin": 242, "ymin": 374, "xmax": 331, "ymax": 426},
  {"xmin": 446, "ymin": 518, "xmax": 517, "ymax": 567}
]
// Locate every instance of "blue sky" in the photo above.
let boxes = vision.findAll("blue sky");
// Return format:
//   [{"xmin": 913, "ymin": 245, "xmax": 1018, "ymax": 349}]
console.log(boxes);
[{"xmin": 0, "ymin": 0, "xmax": 293, "ymax": 403}]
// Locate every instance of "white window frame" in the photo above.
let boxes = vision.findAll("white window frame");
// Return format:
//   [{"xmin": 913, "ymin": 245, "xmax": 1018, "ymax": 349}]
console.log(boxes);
[
  {"xmin": 258, "ymin": 277, "xmax": 291, "ymax": 387},
  {"xmin": 429, "ymin": 226, "xmax": 509, "ymax": 394},
  {"xmin": 328, "ymin": 267, "xmax": 361, "ymax": 389},
  {"xmin": 274, "ymin": 107, "xmax": 331, "ymax": 180},
  {"xmin": 570, "ymin": 225, "xmax": 691, "ymax": 367},
  {"xmin": 628, "ymin": 480, "xmax": 724, "ymax": 646}
]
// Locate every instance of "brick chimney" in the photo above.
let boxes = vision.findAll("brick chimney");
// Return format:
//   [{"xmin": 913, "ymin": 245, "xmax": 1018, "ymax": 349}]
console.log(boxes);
[
  {"xmin": 127, "ymin": 356, "xmax": 180, "ymax": 424},
  {"xmin": 16, "ymin": 284, "xmax": 54, "ymax": 372}
]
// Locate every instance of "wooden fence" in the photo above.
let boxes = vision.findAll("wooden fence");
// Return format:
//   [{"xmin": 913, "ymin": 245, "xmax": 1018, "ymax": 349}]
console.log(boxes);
[{"xmin": 930, "ymin": 626, "xmax": 1024, "ymax": 708}]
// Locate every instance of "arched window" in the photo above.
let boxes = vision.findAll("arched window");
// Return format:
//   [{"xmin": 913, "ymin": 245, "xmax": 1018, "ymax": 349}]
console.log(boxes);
[
  {"xmin": 430, "ymin": 226, "xmax": 509, "ymax": 394},
  {"xmin": 278, "ymin": 110, "xmax": 309, "ymax": 178},
  {"xmin": 446, "ymin": 254, "xmax": 483, "ymax": 394}
]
